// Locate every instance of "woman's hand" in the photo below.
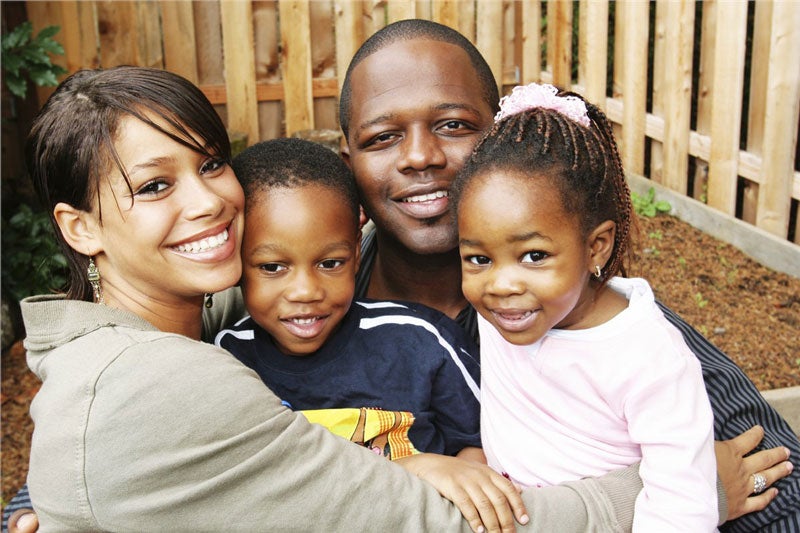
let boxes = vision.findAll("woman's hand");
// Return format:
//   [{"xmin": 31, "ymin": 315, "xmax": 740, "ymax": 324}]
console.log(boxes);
[
  {"xmin": 396, "ymin": 453, "xmax": 529, "ymax": 533},
  {"xmin": 7, "ymin": 509, "xmax": 39, "ymax": 533},
  {"xmin": 715, "ymin": 425, "xmax": 794, "ymax": 520}
]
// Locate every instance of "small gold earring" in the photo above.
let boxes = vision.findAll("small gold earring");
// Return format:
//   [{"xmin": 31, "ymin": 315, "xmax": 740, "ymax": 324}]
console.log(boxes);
[
  {"xmin": 594, "ymin": 265, "xmax": 602, "ymax": 279},
  {"xmin": 87, "ymin": 257, "xmax": 105, "ymax": 304},
  {"xmin": 204, "ymin": 293, "xmax": 214, "ymax": 309}
]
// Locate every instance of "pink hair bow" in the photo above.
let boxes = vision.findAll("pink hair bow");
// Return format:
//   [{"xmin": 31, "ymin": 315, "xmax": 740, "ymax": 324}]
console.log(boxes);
[{"xmin": 494, "ymin": 83, "xmax": 591, "ymax": 128}]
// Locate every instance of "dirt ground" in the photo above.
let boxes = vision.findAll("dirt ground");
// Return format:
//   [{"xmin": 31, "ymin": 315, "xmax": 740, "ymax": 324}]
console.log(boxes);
[{"xmin": 2, "ymin": 213, "xmax": 800, "ymax": 506}]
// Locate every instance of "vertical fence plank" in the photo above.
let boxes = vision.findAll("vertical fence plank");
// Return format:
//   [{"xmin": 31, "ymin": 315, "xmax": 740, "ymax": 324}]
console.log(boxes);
[
  {"xmin": 660, "ymin": 0, "xmax": 694, "ymax": 194},
  {"xmin": 649, "ymin": 1, "xmax": 666, "ymax": 184},
  {"xmin": 520, "ymin": 0, "xmax": 542, "ymax": 85},
  {"xmin": 692, "ymin": 0, "xmax": 716, "ymax": 202},
  {"xmin": 161, "ymin": 1, "xmax": 199, "ymax": 84},
  {"xmin": 59, "ymin": 2, "xmax": 100, "ymax": 72},
  {"xmin": 387, "ymin": 0, "xmax": 415, "ymax": 22},
  {"xmin": 578, "ymin": 0, "xmax": 608, "ymax": 108},
  {"xmin": 136, "ymin": 1, "xmax": 163, "ymax": 68},
  {"xmin": 618, "ymin": 1, "xmax": 649, "ymax": 175},
  {"xmin": 706, "ymin": 1, "xmax": 747, "ymax": 215},
  {"xmin": 547, "ymin": 0, "xmax": 572, "ymax": 88},
  {"xmin": 743, "ymin": 0, "xmax": 772, "ymax": 224},
  {"xmin": 253, "ymin": 1, "xmax": 282, "ymax": 141},
  {"xmin": 755, "ymin": 1, "xmax": 800, "ymax": 237},
  {"xmin": 221, "ymin": 0, "xmax": 259, "ymax": 143},
  {"xmin": 476, "ymin": 1, "xmax": 504, "ymax": 94},
  {"xmin": 279, "ymin": 0, "xmax": 314, "ymax": 135},
  {"xmin": 96, "ymin": 1, "xmax": 138, "ymax": 67},
  {"xmin": 432, "ymin": 1, "xmax": 459, "ymax": 29},
  {"xmin": 334, "ymin": 0, "xmax": 362, "ymax": 95}
]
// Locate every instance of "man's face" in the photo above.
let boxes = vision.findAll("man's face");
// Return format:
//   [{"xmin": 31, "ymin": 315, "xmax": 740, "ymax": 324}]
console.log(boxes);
[{"xmin": 343, "ymin": 39, "xmax": 495, "ymax": 256}]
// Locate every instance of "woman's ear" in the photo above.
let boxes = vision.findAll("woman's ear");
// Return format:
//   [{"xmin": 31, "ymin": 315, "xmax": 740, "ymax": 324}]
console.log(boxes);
[
  {"xmin": 53, "ymin": 202, "xmax": 103, "ymax": 256},
  {"xmin": 588, "ymin": 220, "xmax": 616, "ymax": 271}
]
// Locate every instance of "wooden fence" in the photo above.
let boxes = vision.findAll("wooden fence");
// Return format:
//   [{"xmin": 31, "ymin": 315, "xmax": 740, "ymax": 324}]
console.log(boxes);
[{"xmin": 21, "ymin": 0, "xmax": 800, "ymax": 244}]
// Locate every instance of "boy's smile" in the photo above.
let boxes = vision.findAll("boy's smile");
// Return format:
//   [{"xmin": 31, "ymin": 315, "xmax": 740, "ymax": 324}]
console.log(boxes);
[{"xmin": 241, "ymin": 185, "xmax": 361, "ymax": 356}]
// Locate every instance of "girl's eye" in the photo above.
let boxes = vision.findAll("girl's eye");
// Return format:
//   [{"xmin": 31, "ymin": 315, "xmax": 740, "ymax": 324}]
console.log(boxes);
[
  {"xmin": 259, "ymin": 263, "xmax": 286, "ymax": 274},
  {"xmin": 521, "ymin": 251, "xmax": 547, "ymax": 263},
  {"xmin": 200, "ymin": 158, "xmax": 226, "ymax": 175},
  {"xmin": 465, "ymin": 255, "xmax": 491, "ymax": 266},
  {"xmin": 319, "ymin": 259, "xmax": 344, "ymax": 270},
  {"xmin": 135, "ymin": 179, "xmax": 169, "ymax": 197}
]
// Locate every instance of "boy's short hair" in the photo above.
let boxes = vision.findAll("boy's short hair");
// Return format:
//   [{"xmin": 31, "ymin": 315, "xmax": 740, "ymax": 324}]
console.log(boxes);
[{"xmin": 232, "ymin": 137, "xmax": 360, "ymax": 224}]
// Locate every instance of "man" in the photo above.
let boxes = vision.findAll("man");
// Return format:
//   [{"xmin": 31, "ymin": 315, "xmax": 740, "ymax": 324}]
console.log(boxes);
[{"xmin": 339, "ymin": 18, "xmax": 799, "ymax": 532}]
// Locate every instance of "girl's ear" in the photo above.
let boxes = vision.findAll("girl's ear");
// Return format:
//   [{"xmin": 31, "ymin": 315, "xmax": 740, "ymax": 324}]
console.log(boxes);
[
  {"xmin": 587, "ymin": 220, "xmax": 616, "ymax": 271},
  {"xmin": 53, "ymin": 202, "xmax": 103, "ymax": 256}
]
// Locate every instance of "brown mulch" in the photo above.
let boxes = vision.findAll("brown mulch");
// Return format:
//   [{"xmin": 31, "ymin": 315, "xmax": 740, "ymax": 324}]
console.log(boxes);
[{"xmin": 2, "ymin": 213, "xmax": 800, "ymax": 506}]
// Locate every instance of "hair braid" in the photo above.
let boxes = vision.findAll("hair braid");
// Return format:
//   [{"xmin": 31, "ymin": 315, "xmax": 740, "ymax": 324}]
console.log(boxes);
[{"xmin": 453, "ymin": 89, "xmax": 637, "ymax": 285}]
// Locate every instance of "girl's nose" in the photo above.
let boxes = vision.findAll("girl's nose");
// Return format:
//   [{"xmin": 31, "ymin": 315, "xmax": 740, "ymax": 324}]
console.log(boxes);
[
  {"xmin": 183, "ymin": 176, "xmax": 225, "ymax": 220},
  {"xmin": 485, "ymin": 265, "xmax": 525, "ymax": 297}
]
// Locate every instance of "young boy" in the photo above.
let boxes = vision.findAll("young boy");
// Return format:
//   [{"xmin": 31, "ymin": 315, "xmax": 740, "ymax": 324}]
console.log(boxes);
[{"xmin": 216, "ymin": 137, "xmax": 483, "ymax": 461}]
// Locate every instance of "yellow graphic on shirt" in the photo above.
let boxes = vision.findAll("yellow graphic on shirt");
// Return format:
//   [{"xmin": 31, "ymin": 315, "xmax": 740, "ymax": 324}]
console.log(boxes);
[{"xmin": 301, "ymin": 407, "xmax": 419, "ymax": 460}]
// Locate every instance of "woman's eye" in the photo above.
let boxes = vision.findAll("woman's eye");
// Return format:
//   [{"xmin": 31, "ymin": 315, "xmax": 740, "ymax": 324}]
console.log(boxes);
[
  {"xmin": 521, "ymin": 251, "xmax": 547, "ymax": 263},
  {"xmin": 259, "ymin": 263, "xmax": 286, "ymax": 274},
  {"xmin": 465, "ymin": 255, "xmax": 491, "ymax": 266},
  {"xmin": 319, "ymin": 259, "xmax": 344, "ymax": 270},
  {"xmin": 135, "ymin": 180, "xmax": 169, "ymax": 196},
  {"xmin": 200, "ymin": 158, "xmax": 226, "ymax": 175}
]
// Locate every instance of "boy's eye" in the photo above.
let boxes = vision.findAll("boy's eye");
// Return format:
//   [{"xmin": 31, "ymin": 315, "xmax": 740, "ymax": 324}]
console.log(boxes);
[
  {"xmin": 521, "ymin": 251, "xmax": 547, "ymax": 263},
  {"xmin": 135, "ymin": 179, "xmax": 169, "ymax": 197},
  {"xmin": 259, "ymin": 263, "xmax": 286, "ymax": 274},
  {"xmin": 465, "ymin": 255, "xmax": 491, "ymax": 266},
  {"xmin": 319, "ymin": 259, "xmax": 344, "ymax": 270}
]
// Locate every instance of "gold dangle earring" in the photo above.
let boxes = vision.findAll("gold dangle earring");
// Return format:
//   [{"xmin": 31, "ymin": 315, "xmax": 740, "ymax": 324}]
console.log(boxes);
[
  {"xmin": 87, "ymin": 257, "xmax": 105, "ymax": 304},
  {"xmin": 204, "ymin": 293, "xmax": 214, "ymax": 309},
  {"xmin": 593, "ymin": 265, "xmax": 603, "ymax": 279}
]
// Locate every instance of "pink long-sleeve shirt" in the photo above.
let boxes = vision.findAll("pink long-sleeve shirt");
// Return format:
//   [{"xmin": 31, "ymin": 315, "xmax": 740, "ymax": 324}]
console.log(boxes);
[{"xmin": 480, "ymin": 277, "xmax": 718, "ymax": 532}]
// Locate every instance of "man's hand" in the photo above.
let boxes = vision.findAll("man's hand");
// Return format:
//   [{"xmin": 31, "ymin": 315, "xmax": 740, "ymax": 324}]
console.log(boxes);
[{"xmin": 715, "ymin": 425, "xmax": 794, "ymax": 520}]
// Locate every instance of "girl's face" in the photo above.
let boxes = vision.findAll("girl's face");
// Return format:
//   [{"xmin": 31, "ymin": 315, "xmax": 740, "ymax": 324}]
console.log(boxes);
[
  {"xmin": 240, "ymin": 185, "xmax": 360, "ymax": 356},
  {"xmin": 89, "ymin": 114, "xmax": 244, "ymax": 308},
  {"xmin": 458, "ymin": 170, "xmax": 600, "ymax": 346}
]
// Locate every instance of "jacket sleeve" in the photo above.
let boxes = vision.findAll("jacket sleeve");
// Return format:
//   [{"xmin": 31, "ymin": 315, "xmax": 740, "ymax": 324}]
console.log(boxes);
[{"xmin": 58, "ymin": 337, "xmax": 641, "ymax": 532}]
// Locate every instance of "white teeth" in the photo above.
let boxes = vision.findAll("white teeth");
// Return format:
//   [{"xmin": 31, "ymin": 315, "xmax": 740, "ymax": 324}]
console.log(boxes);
[
  {"xmin": 175, "ymin": 229, "xmax": 229, "ymax": 253},
  {"xmin": 402, "ymin": 190, "xmax": 448, "ymax": 203},
  {"xmin": 291, "ymin": 317, "xmax": 317, "ymax": 325}
]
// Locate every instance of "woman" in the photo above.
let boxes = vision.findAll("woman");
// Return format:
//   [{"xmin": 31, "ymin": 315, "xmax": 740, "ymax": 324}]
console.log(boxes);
[{"xmin": 12, "ymin": 66, "xmax": 787, "ymax": 532}]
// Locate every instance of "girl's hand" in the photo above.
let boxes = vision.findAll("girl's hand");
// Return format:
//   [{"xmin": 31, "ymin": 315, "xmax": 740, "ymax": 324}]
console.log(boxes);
[
  {"xmin": 396, "ymin": 453, "xmax": 529, "ymax": 533},
  {"xmin": 715, "ymin": 425, "xmax": 793, "ymax": 520}
]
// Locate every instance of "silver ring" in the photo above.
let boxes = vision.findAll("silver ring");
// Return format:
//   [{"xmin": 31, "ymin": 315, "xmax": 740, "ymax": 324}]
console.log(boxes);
[{"xmin": 752, "ymin": 473, "xmax": 767, "ymax": 495}]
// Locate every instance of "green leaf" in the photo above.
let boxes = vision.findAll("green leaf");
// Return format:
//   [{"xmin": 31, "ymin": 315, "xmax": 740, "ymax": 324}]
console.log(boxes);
[
  {"xmin": 29, "ymin": 67, "xmax": 60, "ymax": 87},
  {"xmin": 6, "ymin": 76, "xmax": 28, "ymax": 98},
  {"xmin": 35, "ymin": 25, "xmax": 61, "ymax": 40},
  {"xmin": 655, "ymin": 200, "xmax": 671, "ymax": 212}
]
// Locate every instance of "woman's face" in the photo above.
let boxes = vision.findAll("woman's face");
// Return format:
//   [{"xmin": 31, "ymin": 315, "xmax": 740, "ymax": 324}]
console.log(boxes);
[{"xmin": 89, "ymin": 114, "xmax": 244, "ymax": 308}]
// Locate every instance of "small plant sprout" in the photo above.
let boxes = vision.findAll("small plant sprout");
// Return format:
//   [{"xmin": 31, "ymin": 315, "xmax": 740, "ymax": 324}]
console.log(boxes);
[
  {"xmin": 694, "ymin": 292, "xmax": 709, "ymax": 308},
  {"xmin": 631, "ymin": 187, "xmax": 671, "ymax": 218}
]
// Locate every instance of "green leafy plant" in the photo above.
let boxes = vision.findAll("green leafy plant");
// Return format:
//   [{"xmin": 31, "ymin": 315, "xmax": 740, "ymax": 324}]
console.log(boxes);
[
  {"xmin": 1, "ymin": 204, "xmax": 68, "ymax": 302},
  {"xmin": 631, "ymin": 187, "xmax": 671, "ymax": 218},
  {"xmin": 2, "ymin": 22, "xmax": 67, "ymax": 98},
  {"xmin": 693, "ymin": 292, "xmax": 709, "ymax": 309}
]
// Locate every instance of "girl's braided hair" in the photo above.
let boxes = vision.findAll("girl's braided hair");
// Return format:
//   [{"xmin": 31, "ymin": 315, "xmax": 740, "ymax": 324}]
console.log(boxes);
[{"xmin": 452, "ymin": 88, "xmax": 637, "ymax": 283}]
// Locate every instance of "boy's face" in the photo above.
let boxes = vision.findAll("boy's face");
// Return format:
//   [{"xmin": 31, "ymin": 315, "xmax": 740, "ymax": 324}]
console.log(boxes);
[
  {"xmin": 342, "ymin": 39, "xmax": 495, "ymax": 256},
  {"xmin": 240, "ymin": 185, "xmax": 361, "ymax": 356}
]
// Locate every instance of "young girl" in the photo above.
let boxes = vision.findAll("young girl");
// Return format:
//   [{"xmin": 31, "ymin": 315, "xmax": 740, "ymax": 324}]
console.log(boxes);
[{"xmin": 452, "ymin": 83, "xmax": 719, "ymax": 531}]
